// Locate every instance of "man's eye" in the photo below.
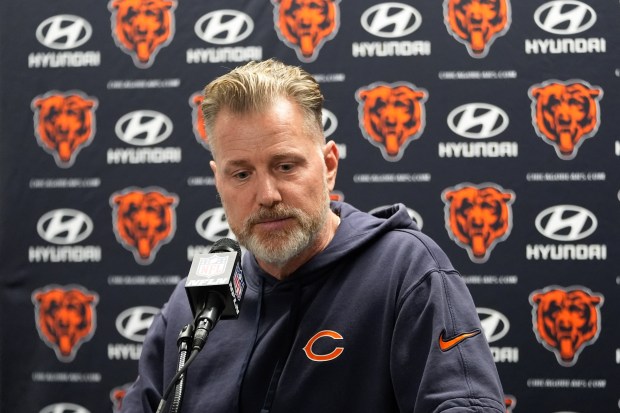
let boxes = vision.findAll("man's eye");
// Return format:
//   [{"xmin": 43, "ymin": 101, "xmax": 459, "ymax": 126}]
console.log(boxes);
[
  {"xmin": 278, "ymin": 163, "xmax": 295, "ymax": 172},
  {"xmin": 233, "ymin": 171, "xmax": 250, "ymax": 180}
]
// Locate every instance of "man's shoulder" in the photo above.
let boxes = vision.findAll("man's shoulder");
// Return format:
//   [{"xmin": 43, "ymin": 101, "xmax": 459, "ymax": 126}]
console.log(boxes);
[{"xmin": 379, "ymin": 227, "xmax": 454, "ymax": 270}]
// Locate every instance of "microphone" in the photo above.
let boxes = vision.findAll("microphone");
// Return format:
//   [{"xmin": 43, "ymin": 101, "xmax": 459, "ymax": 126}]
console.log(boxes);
[
  {"xmin": 185, "ymin": 238, "xmax": 246, "ymax": 349},
  {"xmin": 155, "ymin": 238, "xmax": 246, "ymax": 413}
]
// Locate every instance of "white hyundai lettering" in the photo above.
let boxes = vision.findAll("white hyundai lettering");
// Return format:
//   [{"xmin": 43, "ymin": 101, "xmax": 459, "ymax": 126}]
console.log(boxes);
[
  {"xmin": 447, "ymin": 103, "xmax": 509, "ymax": 139},
  {"xmin": 40, "ymin": 403, "xmax": 90, "ymax": 413},
  {"xmin": 36, "ymin": 15, "xmax": 92, "ymax": 50},
  {"xmin": 115, "ymin": 110, "xmax": 173, "ymax": 146},
  {"xmin": 535, "ymin": 205, "xmax": 597, "ymax": 241},
  {"xmin": 37, "ymin": 209, "xmax": 93, "ymax": 245},
  {"xmin": 534, "ymin": 1, "xmax": 596, "ymax": 35},
  {"xmin": 195, "ymin": 10, "xmax": 254, "ymax": 45},
  {"xmin": 477, "ymin": 307, "xmax": 510, "ymax": 343},
  {"xmin": 322, "ymin": 108, "xmax": 338, "ymax": 138},
  {"xmin": 196, "ymin": 208, "xmax": 236, "ymax": 242},
  {"xmin": 361, "ymin": 3, "xmax": 422, "ymax": 38},
  {"xmin": 115, "ymin": 306, "xmax": 159, "ymax": 342}
]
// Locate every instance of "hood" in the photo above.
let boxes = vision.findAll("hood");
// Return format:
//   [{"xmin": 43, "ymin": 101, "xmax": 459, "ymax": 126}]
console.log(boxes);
[{"xmin": 243, "ymin": 201, "xmax": 419, "ymax": 289}]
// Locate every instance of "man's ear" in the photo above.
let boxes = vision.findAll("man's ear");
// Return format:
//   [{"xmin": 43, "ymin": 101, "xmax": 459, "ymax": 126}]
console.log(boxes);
[
  {"xmin": 323, "ymin": 141, "xmax": 339, "ymax": 191},
  {"xmin": 210, "ymin": 160, "xmax": 220, "ymax": 191}
]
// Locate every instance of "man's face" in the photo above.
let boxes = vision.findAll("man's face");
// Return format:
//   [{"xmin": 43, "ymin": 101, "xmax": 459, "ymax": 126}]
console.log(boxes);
[{"xmin": 210, "ymin": 98, "xmax": 337, "ymax": 267}]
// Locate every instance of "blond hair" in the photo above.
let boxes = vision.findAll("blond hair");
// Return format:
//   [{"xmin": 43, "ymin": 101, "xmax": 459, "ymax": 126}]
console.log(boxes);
[{"xmin": 201, "ymin": 59, "xmax": 324, "ymax": 152}]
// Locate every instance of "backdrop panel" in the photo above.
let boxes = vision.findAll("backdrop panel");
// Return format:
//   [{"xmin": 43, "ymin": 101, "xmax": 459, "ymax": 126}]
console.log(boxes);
[{"xmin": 1, "ymin": 1, "xmax": 619, "ymax": 412}]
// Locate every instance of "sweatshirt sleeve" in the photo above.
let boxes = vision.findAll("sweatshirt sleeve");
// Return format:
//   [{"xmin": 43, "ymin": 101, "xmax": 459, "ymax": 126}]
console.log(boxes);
[{"xmin": 390, "ymin": 269, "xmax": 505, "ymax": 413}]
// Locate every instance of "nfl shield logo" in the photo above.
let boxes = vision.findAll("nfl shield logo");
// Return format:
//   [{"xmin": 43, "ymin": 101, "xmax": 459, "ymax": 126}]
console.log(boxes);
[{"xmin": 197, "ymin": 255, "xmax": 228, "ymax": 277}]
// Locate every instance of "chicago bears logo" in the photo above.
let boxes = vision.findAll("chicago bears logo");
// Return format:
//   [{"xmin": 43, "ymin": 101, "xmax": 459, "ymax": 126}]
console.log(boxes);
[
  {"xmin": 356, "ymin": 82, "xmax": 428, "ymax": 162},
  {"xmin": 111, "ymin": 187, "xmax": 179, "ymax": 265},
  {"xmin": 109, "ymin": 0, "xmax": 176, "ymax": 68},
  {"xmin": 189, "ymin": 92, "xmax": 209, "ymax": 150},
  {"xmin": 32, "ymin": 285, "xmax": 98, "ymax": 362},
  {"xmin": 504, "ymin": 395, "xmax": 516, "ymax": 412},
  {"xmin": 110, "ymin": 383, "xmax": 132, "ymax": 412},
  {"xmin": 530, "ymin": 286, "xmax": 603, "ymax": 367},
  {"xmin": 329, "ymin": 191, "xmax": 344, "ymax": 202},
  {"xmin": 31, "ymin": 91, "xmax": 98, "ymax": 168},
  {"xmin": 272, "ymin": 0, "xmax": 340, "ymax": 62},
  {"xmin": 442, "ymin": 183, "xmax": 515, "ymax": 263},
  {"xmin": 444, "ymin": 0, "xmax": 511, "ymax": 58},
  {"xmin": 302, "ymin": 330, "xmax": 344, "ymax": 362},
  {"xmin": 528, "ymin": 80, "xmax": 603, "ymax": 160}
]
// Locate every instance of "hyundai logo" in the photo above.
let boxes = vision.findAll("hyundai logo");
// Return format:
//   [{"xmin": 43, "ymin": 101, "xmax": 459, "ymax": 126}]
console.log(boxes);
[
  {"xmin": 115, "ymin": 110, "xmax": 173, "ymax": 146},
  {"xmin": 322, "ymin": 108, "xmax": 338, "ymax": 138},
  {"xmin": 361, "ymin": 3, "xmax": 422, "ymax": 38},
  {"xmin": 535, "ymin": 205, "xmax": 597, "ymax": 241},
  {"xmin": 534, "ymin": 1, "xmax": 596, "ymax": 35},
  {"xmin": 447, "ymin": 103, "xmax": 509, "ymax": 139},
  {"xmin": 115, "ymin": 306, "xmax": 159, "ymax": 342},
  {"xmin": 40, "ymin": 403, "xmax": 90, "ymax": 413},
  {"xmin": 477, "ymin": 307, "xmax": 510, "ymax": 343},
  {"xmin": 369, "ymin": 205, "xmax": 423, "ymax": 230},
  {"xmin": 195, "ymin": 10, "xmax": 254, "ymax": 45},
  {"xmin": 37, "ymin": 209, "xmax": 94, "ymax": 245},
  {"xmin": 36, "ymin": 15, "xmax": 92, "ymax": 50},
  {"xmin": 195, "ymin": 208, "xmax": 236, "ymax": 242}
]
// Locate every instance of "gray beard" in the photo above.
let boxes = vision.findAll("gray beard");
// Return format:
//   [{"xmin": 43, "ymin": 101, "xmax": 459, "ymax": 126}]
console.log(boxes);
[{"xmin": 232, "ymin": 186, "xmax": 330, "ymax": 268}]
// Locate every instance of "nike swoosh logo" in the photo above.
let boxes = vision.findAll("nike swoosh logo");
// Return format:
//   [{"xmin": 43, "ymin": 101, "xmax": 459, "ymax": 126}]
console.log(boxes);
[{"xmin": 438, "ymin": 329, "xmax": 481, "ymax": 352}]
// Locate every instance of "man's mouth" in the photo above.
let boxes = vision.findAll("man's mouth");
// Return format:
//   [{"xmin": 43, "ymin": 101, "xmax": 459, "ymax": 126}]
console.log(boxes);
[{"xmin": 254, "ymin": 216, "xmax": 293, "ymax": 231}]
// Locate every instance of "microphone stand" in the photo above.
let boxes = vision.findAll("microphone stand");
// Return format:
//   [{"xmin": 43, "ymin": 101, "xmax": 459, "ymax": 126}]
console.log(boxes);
[
  {"xmin": 169, "ymin": 324, "xmax": 193, "ymax": 413},
  {"xmin": 156, "ymin": 294, "xmax": 226, "ymax": 413}
]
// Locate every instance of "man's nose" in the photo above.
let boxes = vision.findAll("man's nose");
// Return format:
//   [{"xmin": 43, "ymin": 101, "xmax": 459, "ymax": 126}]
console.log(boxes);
[{"xmin": 256, "ymin": 174, "xmax": 282, "ymax": 207}]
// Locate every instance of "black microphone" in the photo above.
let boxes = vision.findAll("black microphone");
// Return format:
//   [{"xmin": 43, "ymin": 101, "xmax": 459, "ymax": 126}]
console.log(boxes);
[
  {"xmin": 155, "ymin": 238, "xmax": 246, "ymax": 413},
  {"xmin": 185, "ymin": 237, "xmax": 246, "ymax": 349}
]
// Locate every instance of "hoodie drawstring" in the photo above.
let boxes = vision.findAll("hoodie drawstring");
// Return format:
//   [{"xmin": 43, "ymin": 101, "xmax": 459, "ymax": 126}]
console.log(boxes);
[
  {"xmin": 234, "ymin": 277, "xmax": 264, "ymax": 413},
  {"xmin": 260, "ymin": 282, "xmax": 302, "ymax": 413}
]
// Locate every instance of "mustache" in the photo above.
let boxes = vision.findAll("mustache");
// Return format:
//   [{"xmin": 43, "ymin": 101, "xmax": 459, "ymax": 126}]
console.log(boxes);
[{"xmin": 245, "ymin": 205, "xmax": 300, "ymax": 226}]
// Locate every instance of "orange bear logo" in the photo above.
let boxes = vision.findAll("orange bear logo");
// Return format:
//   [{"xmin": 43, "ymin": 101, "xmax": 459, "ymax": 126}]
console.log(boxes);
[
  {"xmin": 444, "ymin": 0, "xmax": 511, "ymax": 58},
  {"xmin": 109, "ymin": 0, "xmax": 176, "ymax": 68},
  {"xmin": 272, "ymin": 0, "xmax": 340, "ymax": 62},
  {"xmin": 529, "ymin": 80, "xmax": 603, "ymax": 160},
  {"xmin": 31, "ymin": 91, "xmax": 98, "ymax": 168},
  {"xmin": 356, "ymin": 82, "xmax": 428, "ymax": 162},
  {"xmin": 189, "ymin": 92, "xmax": 209, "ymax": 150},
  {"xmin": 32, "ymin": 286, "xmax": 98, "ymax": 362},
  {"xmin": 442, "ymin": 183, "xmax": 514, "ymax": 263},
  {"xmin": 111, "ymin": 188, "xmax": 179, "ymax": 265},
  {"xmin": 530, "ymin": 286, "xmax": 603, "ymax": 367},
  {"xmin": 110, "ymin": 383, "xmax": 131, "ymax": 412}
]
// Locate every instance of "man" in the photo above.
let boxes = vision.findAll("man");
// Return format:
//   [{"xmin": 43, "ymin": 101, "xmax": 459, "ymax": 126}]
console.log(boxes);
[{"xmin": 121, "ymin": 59, "xmax": 504, "ymax": 412}]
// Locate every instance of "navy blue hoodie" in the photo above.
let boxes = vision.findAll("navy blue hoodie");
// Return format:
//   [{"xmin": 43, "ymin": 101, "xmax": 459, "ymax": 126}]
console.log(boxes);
[{"xmin": 121, "ymin": 202, "xmax": 504, "ymax": 412}]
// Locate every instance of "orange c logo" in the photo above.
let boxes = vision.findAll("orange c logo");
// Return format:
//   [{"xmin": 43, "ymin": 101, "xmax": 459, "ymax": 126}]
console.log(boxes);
[{"xmin": 302, "ymin": 330, "xmax": 344, "ymax": 362}]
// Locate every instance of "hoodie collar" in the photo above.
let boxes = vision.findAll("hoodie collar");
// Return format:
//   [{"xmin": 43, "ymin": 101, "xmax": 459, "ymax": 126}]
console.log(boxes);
[{"xmin": 243, "ymin": 202, "xmax": 417, "ymax": 291}]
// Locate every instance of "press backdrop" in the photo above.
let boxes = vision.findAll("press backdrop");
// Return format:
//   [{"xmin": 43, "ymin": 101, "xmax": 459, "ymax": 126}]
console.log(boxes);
[{"xmin": 1, "ymin": 1, "xmax": 619, "ymax": 412}]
